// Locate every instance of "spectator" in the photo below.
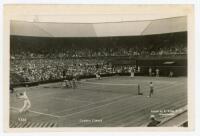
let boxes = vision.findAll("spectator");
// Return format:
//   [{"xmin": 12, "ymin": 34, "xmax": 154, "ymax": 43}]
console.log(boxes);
[
  {"xmin": 149, "ymin": 67, "xmax": 152, "ymax": 76},
  {"xmin": 147, "ymin": 115, "xmax": 161, "ymax": 127},
  {"xmin": 156, "ymin": 68, "xmax": 160, "ymax": 77},
  {"xmin": 169, "ymin": 71, "xmax": 174, "ymax": 77}
]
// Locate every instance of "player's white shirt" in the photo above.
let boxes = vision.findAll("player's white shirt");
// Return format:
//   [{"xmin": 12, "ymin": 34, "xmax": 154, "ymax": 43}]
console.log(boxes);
[
  {"xmin": 150, "ymin": 84, "xmax": 154, "ymax": 90},
  {"xmin": 138, "ymin": 66, "xmax": 140, "ymax": 72},
  {"xmin": 18, "ymin": 92, "xmax": 31, "ymax": 112}
]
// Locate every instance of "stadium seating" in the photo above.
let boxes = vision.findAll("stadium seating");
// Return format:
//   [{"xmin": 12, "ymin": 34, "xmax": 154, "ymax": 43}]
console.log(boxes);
[{"xmin": 10, "ymin": 32, "xmax": 187, "ymax": 85}]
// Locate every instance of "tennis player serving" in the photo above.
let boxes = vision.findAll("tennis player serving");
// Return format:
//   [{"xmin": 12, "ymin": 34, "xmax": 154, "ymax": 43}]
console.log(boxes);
[{"xmin": 16, "ymin": 85, "xmax": 31, "ymax": 122}]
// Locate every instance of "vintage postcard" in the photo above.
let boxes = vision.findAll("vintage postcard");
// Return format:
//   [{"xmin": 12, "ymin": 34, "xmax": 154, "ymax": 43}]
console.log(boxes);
[{"xmin": 3, "ymin": 5, "xmax": 195, "ymax": 132}]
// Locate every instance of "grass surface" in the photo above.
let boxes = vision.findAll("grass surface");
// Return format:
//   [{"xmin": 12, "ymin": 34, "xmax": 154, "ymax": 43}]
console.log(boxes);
[{"xmin": 10, "ymin": 76, "xmax": 187, "ymax": 127}]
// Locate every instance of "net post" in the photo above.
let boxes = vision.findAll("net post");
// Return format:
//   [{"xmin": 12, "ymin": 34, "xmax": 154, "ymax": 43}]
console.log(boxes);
[{"xmin": 137, "ymin": 83, "xmax": 143, "ymax": 95}]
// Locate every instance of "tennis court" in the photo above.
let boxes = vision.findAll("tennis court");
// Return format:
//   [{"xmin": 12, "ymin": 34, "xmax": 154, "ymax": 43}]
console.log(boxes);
[{"xmin": 9, "ymin": 76, "xmax": 187, "ymax": 127}]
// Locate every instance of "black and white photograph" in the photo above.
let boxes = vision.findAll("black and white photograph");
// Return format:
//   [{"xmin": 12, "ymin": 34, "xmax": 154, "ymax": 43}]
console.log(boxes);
[{"xmin": 4, "ymin": 5, "xmax": 195, "ymax": 130}]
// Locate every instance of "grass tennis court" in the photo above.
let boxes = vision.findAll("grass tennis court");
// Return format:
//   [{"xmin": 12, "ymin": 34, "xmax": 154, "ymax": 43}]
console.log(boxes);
[{"xmin": 9, "ymin": 76, "xmax": 187, "ymax": 127}]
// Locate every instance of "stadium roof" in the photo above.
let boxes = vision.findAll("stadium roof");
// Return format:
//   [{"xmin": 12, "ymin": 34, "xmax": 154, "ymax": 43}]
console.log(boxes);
[{"xmin": 11, "ymin": 16, "xmax": 187, "ymax": 37}]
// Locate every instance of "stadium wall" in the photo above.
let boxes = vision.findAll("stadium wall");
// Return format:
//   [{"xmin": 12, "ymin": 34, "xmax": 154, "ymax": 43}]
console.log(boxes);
[
  {"xmin": 109, "ymin": 56, "xmax": 187, "ymax": 76},
  {"xmin": 10, "ymin": 31, "xmax": 187, "ymax": 54},
  {"xmin": 135, "ymin": 58, "xmax": 187, "ymax": 76}
]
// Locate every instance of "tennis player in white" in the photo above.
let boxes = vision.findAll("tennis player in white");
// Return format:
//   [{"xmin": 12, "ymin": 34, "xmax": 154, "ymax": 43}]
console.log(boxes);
[
  {"xmin": 130, "ymin": 67, "xmax": 135, "ymax": 78},
  {"xmin": 17, "ymin": 86, "xmax": 31, "ymax": 122}
]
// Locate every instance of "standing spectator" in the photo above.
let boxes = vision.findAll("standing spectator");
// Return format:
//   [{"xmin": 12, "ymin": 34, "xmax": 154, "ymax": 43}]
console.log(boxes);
[
  {"xmin": 156, "ymin": 68, "xmax": 160, "ymax": 77},
  {"xmin": 137, "ymin": 66, "xmax": 141, "ymax": 73},
  {"xmin": 169, "ymin": 71, "xmax": 174, "ymax": 77},
  {"xmin": 130, "ymin": 67, "xmax": 135, "ymax": 78},
  {"xmin": 149, "ymin": 67, "xmax": 152, "ymax": 76}
]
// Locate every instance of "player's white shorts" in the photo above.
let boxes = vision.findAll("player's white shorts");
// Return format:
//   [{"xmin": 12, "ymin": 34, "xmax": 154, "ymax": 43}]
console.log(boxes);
[
  {"xmin": 131, "ymin": 72, "xmax": 134, "ymax": 77},
  {"xmin": 19, "ymin": 100, "xmax": 31, "ymax": 113},
  {"xmin": 96, "ymin": 74, "xmax": 101, "ymax": 79}
]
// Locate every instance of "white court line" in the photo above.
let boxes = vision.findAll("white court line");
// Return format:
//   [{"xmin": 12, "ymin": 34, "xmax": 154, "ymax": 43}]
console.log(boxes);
[
  {"xmin": 51, "ymin": 97, "xmax": 90, "ymax": 103},
  {"xmin": 119, "ymin": 83, "xmax": 185, "ymax": 127},
  {"xmin": 10, "ymin": 107, "xmax": 61, "ymax": 118},
  {"xmin": 79, "ymin": 78, "xmax": 177, "ymax": 86},
  {"xmin": 59, "ymin": 95, "xmax": 135, "ymax": 118},
  {"xmin": 30, "ymin": 91, "xmax": 60, "ymax": 99},
  {"xmin": 78, "ymin": 81, "xmax": 138, "ymax": 86},
  {"xmin": 156, "ymin": 82, "xmax": 185, "ymax": 93},
  {"xmin": 30, "ymin": 89, "xmax": 74, "ymax": 99},
  {"xmin": 53, "ymin": 95, "xmax": 129, "ymax": 115},
  {"xmin": 11, "ymin": 81, "xmax": 184, "ymax": 120},
  {"xmin": 59, "ymin": 82, "xmax": 184, "ymax": 118},
  {"xmin": 53, "ymin": 82, "xmax": 180, "ymax": 116}
]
